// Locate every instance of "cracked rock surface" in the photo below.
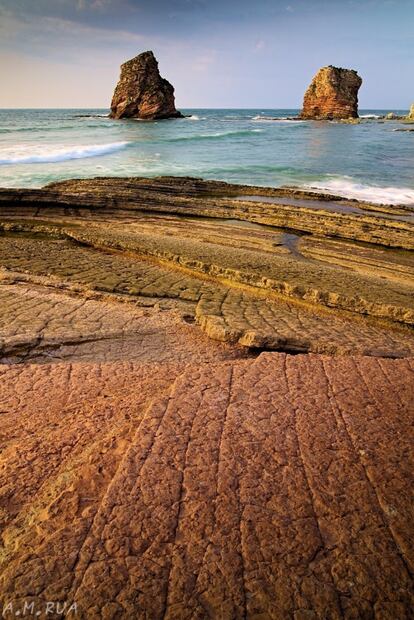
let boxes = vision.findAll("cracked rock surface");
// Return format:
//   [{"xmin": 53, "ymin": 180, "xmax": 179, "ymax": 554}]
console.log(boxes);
[
  {"xmin": 0, "ymin": 176, "xmax": 413, "ymax": 357},
  {"xmin": 0, "ymin": 177, "xmax": 413, "ymax": 617},
  {"xmin": 0, "ymin": 354, "xmax": 413, "ymax": 617}
]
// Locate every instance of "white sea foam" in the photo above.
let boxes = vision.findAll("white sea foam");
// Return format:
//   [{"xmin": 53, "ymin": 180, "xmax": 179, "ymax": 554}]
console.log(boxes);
[
  {"xmin": 252, "ymin": 115, "xmax": 305, "ymax": 123},
  {"xmin": 0, "ymin": 142, "xmax": 130, "ymax": 165},
  {"xmin": 168, "ymin": 128, "xmax": 263, "ymax": 142},
  {"xmin": 304, "ymin": 176, "xmax": 414, "ymax": 205},
  {"xmin": 359, "ymin": 114, "xmax": 381, "ymax": 119}
]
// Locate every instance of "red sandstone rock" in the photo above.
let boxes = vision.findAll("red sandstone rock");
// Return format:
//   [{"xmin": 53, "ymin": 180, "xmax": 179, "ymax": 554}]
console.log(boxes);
[
  {"xmin": 110, "ymin": 50, "xmax": 182, "ymax": 120},
  {"xmin": 300, "ymin": 65, "xmax": 362, "ymax": 120},
  {"xmin": 0, "ymin": 354, "xmax": 413, "ymax": 617}
]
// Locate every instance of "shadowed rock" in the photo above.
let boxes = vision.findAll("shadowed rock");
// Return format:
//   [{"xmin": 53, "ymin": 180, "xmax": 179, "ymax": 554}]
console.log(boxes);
[
  {"xmin": 110, "ymin": 50, "xmax": 183, "ymax": 120},
  {"xmin": 301, "ymin": 65, "xmax": 362, "ymax": 120}
]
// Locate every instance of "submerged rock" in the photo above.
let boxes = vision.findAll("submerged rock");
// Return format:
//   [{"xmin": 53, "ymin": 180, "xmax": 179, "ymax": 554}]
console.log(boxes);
[
  {"xmin": 110, "ymin": 50, "xmax": 183, "ymax": 120},
  {"xmin": 300, "ymin": 65, "xmax": 362, "ymax": 120}
]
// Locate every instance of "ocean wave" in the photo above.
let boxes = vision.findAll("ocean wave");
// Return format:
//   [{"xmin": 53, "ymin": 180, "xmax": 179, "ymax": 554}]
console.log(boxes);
[
  {"xmin": 0, "ymin": 122, "xmax": 114, "ymax": 134},
  {"xmin": 73, "ymin": 113, "xmax": 109, "ymax": 118},
  {"xmin": 359, "ymin": 114, "xmax": 381, "ymax": 119},
  {"xmin": 185, "ymin": 115, "xmax": 207, "ymax": 121},
  {"xmin": 252, "ymin": 115, "xmax": 305, "ymax": 123},
  {"xmin": 166, "ymin": 129, "xmax": 263, "ymax": 142},
  {"xmin": 0, "ymin": 142, "xmax": 130, "ymax": 165},
  {"xmin": 202, "ymin": 163, "xmax": 299, "ymax": 175},
  {"xmin": 303, "ymin": 177, "xmax": 414, "ymax": 205}
]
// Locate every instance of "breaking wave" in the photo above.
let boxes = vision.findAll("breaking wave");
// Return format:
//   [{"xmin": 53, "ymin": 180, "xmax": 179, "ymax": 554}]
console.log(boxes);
[
  {"xmin": 0, "ymin": 142, "xmax": 130, "ymax": 165},
  {"xmin": 167, "ymin": 129, "xmax": 263, "ymax": 142},
  {"xmin": 303, "ymin": 176, "xmax": 414, "ymax": 205},
  {"xmin": 252, "ymin": 115, "xmax": 305, "ymax": 123},
  {"xmin": 185, "ymin": 115, "xmax": 207, "ymax": 121}
]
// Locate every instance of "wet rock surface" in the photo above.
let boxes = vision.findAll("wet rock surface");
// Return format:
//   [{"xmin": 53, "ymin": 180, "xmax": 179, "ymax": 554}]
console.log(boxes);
[
  {"xmin": 1, "ymin": 176, "xmax": 413, "ymax": 617},
  {"xmin": 300, "ymin": 66, "xmax": 362, "ymax": 120},
  {"xmin": 109, "ymin": 51, "xmax": 182, "ymax": 120}
]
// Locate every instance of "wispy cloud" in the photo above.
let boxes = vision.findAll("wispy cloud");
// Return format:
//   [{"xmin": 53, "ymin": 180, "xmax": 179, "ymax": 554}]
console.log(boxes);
[
  {"xmin": 76, "ymin": 0, "xmax": 114, "ymax": 10},
  {"xmin": 0, "ymin": 8, "xmax": 147, "ymax": 59},
  {"xmin": 191, "ymin": 49, "xmax": 217, "ymax": 72}
]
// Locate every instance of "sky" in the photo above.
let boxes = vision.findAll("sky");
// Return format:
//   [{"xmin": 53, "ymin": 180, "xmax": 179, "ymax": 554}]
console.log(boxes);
[{"xmin": 0, "ymin": 0, "xmax": 412, "ymax": 109}]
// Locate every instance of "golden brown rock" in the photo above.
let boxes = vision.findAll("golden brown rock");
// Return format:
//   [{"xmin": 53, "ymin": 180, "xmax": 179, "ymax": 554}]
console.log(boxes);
[
  {"xmin": 0, "ymin": 176, "xmax": 413, "ymax": 358},
  {"xmin": 109, "ymin": 50, "xmax": 182, "ymax": 120},
  {"xmin": 1, "ymin": 175, "xmax": 414, "ymax": 618},
  {"xmin": 1, "ymin": 354, "xmax": 413, "ymax": 617},
  {"xmin": 300, "ymin": 65, "xmax": 362, "ymax": 120}
]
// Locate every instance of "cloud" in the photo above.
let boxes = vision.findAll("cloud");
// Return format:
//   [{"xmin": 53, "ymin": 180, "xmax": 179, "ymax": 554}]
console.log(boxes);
[
  {"xmin": 76, "ymin": 0, "xmax": 113, "ymax": 10},
  {"xmin": 0, "ymin": 9, "xmax": 147, "ymax": 58},
  {"xmin": 191, "ymin": 50, "xmax": 217, "ymax": 72}
]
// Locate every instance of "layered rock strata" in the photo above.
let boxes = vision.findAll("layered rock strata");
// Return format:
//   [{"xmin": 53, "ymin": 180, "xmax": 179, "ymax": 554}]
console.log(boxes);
[
  {"xmin": 1, "ymin": 176, "xmax": 414, "ymax": 617},
  {"xmin": 300, "ymin": 65, "xmax": 362, "ymax": 120},
  {"xmin": 110, "ymin": 50, "xmax": 182, "ymax": 120},
  {"xmin": 0, "ymin": 176, "xmax": 413, "ymax": 358}
]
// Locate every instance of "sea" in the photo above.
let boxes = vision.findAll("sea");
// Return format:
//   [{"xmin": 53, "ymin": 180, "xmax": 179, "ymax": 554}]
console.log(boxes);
[{"xmin": 0, "ymin": 108, "xmax": 413, "ymax": 205}]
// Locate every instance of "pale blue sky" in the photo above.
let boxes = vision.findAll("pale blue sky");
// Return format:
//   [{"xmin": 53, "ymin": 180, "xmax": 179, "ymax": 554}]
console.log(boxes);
[{"xmin": 0, "ymin": 0, "xmax": 412, "ymax": 109}]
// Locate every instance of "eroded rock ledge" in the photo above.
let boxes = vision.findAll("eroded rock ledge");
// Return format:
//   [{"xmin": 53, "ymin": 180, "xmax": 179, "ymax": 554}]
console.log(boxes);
[
  {"xmin": 0, "ymin": 176, "xmax": 413, "ymax": 358},
  {"xmin": 1, "ymin": 177, "xmax": 414, "ymax": 617}
]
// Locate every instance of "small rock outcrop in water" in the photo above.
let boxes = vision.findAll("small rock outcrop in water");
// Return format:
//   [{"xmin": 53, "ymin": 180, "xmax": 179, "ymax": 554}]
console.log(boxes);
[
  {"xmin": 300, "ymin": 66, "xmax": 362, "ymax": 120},
  {"xmin": 408, "ymin": 104, "xmax": 414, "ymax": 120},
  {"xmin": 110, "ymin": 51, "xmax": 183, "ymax": 120}
]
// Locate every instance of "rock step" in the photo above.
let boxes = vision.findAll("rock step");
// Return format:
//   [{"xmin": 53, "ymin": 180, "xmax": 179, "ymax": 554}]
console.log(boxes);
[
  {"xmin": 196, "ymin": 288, "xmax": 414, "ymax": 357},
  {"xmin": 2, "ymin": 233, "xmax": 414, "ymax": 358}
]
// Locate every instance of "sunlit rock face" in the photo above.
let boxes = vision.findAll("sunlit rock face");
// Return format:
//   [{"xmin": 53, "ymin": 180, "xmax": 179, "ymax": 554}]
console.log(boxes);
[
  {"xmin": 300, "ymin": 66, "xmax": 362, "ymax": 120},
  {"xmin": 110, "ymin": 50, "xmax": 183, "ymax": 120}
]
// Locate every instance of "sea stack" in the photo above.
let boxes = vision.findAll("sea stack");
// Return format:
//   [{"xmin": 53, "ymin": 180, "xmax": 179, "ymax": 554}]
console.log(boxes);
[
  {"xmin": 110, "ymin": 51, "xmax": 183, "ymax": 120},
  {"xmin": 300, "ymin": 66, "xmax": 362, "ymax": 120},
  {"xmin": 408, "ymin": 104, "xmax": 414, "ymax": 120}
]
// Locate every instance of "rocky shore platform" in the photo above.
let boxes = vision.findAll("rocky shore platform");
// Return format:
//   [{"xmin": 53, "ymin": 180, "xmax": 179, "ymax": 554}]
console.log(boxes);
[{"xmin": 1, "ymin": 177, "xmax": 413, "ymax": 618}]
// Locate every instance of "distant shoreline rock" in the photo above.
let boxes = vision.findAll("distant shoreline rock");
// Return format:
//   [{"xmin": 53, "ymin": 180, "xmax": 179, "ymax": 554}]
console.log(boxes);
[
  {"xmin": 110, "ymin": 51, "xmax": 183, "ymax": 120},
  {"xmin": 300, "ymin": 66, "xmax": 362, "ymax": 120}
]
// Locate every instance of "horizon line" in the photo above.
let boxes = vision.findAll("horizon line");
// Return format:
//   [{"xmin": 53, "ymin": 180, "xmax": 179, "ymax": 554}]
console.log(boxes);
[{"xmin": 0, "ymin": 106, "xmax": 410, "ymax": 111}]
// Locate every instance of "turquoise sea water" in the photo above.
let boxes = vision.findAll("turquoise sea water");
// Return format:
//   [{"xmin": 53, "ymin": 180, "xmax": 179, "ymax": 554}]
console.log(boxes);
[{"xmin": 0, "ymin": 108, "xmax": 413, "ymax": 204}]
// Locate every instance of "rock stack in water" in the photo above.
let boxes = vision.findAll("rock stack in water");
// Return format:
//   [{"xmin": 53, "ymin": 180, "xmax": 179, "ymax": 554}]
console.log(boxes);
[
  {"xmin": 408, "ymin": 104, "xmax": 414, "ymax": 120},
  {"xmin": 110, "ymin": 51, "xmax": 183, "ymax": 120},
  {"xmin": 300, "ymin": 66, "xmax": 362, "ymax": 120}
]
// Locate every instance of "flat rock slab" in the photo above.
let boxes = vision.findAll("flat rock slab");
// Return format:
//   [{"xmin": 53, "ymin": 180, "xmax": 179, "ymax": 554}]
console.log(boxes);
[
  {"xmin": 1, "ymin": 235, "xmax": 413, "ymax": 358},
  {"xmin": 1, "ymin": 176, "xmax": 414, "ymax": 358},
  {"xmin": 1, "ymin": 353, "xmax": 413, "ymax": 618}
]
